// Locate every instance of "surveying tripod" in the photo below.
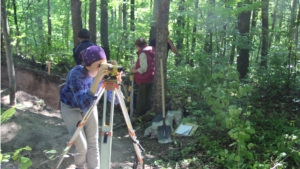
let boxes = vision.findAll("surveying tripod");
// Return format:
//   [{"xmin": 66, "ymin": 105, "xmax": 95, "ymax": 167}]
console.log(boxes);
[{"xmin": 56, "ymin": 78, "xmax": 145, "ymax": 169}]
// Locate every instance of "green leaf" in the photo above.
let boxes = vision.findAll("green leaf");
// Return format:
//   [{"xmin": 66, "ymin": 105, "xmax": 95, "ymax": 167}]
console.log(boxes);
[
  {"xmin": 1, "ymin": 107, "xmax": 16, "ymax": 123},
  {"xmin": 212, "ymin": 73, "xmax": 218, "ymax": 79},
  {"xmin": 19, "ymin": 157, "xmax": 32, "ymax": 169},
  {"xmin": 44, "ymin": 149, "xmax": 57, "ymax": 160},
  {"xmin": 248, "ymin": 128, "xmax": 255, "ymax": 134},
  {"xmin": 234, "ymin": 155, "xmax": 240, "ymax": 161},
  {"xmin": 43, "ymin": 150, "xmax": 57, "ymax": 154},
  {"xmin": 247, "ymin": 143, "xmax": 255, "ymax": 149},
  {"xmin": 12, "ymin": 146, "xmax": 32, "ymax": 160}
]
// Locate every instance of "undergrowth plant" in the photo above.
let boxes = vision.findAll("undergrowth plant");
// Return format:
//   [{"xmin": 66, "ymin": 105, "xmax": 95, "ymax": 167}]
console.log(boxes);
[
  {"xmin": 201, "ymin": 65, "xmax": 255, "ymax": 168},
  {"xmin": 0, "ymin": 107, "xmax": 33, "ymax": 169}
]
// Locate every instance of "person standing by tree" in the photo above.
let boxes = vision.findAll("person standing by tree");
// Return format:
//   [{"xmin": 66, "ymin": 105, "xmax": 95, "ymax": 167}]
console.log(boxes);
[
  {"xmin": 149, "ymin": 30, "xmax": 178, "ymax": 56},
  {"xmin": 73, "ymin": 29, "xmax": 96, "ymax": 65},
  {"xmin": 60, "ymin": 46, "xmax": 120, "ymax": 168},
  {"xmin": 130, "ymin": 38, "xmax": 156, "ymax": 117}
]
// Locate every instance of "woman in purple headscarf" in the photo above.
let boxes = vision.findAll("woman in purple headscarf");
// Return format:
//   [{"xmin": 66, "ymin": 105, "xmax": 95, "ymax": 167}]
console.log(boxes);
[{"xmin": 60, "ymin": 45, "xmax": 115, "ymax": 169}]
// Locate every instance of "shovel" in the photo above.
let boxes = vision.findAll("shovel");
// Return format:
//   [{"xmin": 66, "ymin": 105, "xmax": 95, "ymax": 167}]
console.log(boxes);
[{"xmin": 157, "ymin": 57, "xmax": 172, "ymax": 144}]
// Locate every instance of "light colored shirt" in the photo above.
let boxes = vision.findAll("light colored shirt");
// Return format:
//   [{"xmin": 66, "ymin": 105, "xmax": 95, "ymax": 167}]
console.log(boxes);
[{"xmin": 137, "ymin": 52, "xmax": 147, "ymax": 74}]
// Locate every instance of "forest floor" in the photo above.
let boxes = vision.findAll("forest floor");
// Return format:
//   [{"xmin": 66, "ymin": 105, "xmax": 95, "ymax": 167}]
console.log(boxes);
[
  {"xmin": 1, "ymin": 89, "xmax": 185, "ymax": 169},
  {"xmin": 1, "ymin": 55, "xmax": 196, "ymax": 169}
]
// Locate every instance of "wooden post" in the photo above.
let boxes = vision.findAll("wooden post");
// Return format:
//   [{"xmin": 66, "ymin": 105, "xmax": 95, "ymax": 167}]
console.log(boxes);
[{"xmin": 47, "ymin": 61, "xmax": 51, "ymax": 75}]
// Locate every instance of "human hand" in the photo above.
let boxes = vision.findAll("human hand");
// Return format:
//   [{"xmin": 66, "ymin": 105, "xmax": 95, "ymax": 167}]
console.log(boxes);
[
  {"xmin": 117, "ymin": 71, "xmax": 123, "ymax": 82},
  {"xmin": 130, "ymin": 68, "xmax": 137, "ymax": 73},
  {"xmin": 95, "ymin": 63, "xmax": 109, "ymax": 80},
  {"xmin": 110, "ymin": 60, "xmax": 118, "ymax": 65}
]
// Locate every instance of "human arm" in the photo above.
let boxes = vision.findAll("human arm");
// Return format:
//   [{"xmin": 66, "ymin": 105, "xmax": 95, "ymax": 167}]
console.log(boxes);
[
  {"xmin": 130, "ymin": 53, "xmax": 147, "ymax": 74},
  {"xmin": 89, "ymin": 64, "xmax": 108, "ymax": 95},
  {"xmin": 168, "ymin": 38, "xmax": 178, "ymax": 55},
  {"xmin": 68, "ymin": 64, "xmax": 108, "ymax": 112}
]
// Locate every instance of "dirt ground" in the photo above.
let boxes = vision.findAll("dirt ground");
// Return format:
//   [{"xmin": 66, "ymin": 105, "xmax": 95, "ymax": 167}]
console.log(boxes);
[
  {"xmin": 1, "ymin": 56, "xmax": 194, "ymax": 169},
  {"xmin": 1, "ymin": 89, "xmax": 194, "ymax": 169}
]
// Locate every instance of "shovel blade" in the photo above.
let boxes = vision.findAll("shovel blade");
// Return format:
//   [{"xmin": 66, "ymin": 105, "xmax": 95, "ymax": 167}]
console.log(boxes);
[{"xmin": 157, "ymin": 122, "xmax": 172, "ymax": 144}]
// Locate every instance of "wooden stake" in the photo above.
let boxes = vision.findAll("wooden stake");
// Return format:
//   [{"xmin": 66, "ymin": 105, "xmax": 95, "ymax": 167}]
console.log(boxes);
[{"xmin": 47, "ymin": 61, "xmax": 51, "ymax": 75}]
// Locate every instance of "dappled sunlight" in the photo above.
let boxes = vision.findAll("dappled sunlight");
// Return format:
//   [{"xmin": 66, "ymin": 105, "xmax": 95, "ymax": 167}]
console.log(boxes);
[
  {"xmin": 144, "ymin": 153, "xmax": 156, "ymax": 159},
  {"xmin": 1, "ymin": 122, "xmax": 21, "ymax": 143},
  {"xmin": 123, "ymin": 134, "xmax": 130, "ymax": 138},
  {"xmin": 44, "ymin": 119, "xmax": 65, "ymax": 126},
  {"xmin": 1, "ymin": 95, "xmax": 10, "ymax": 105}
]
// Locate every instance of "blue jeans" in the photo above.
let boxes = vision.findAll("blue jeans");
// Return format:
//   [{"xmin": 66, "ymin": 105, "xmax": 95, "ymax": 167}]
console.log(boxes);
[{"xmin": 61, "ymin": 102, "xmax": 100, "ymax": 169}]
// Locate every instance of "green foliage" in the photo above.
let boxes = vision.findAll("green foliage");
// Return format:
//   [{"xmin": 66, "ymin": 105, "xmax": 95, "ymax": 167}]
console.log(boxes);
[
  {"xmin": 3, "ymin": 0, "xmax": 300, "ymax": 168},
  {"xmin": 1, "ymin": 107, "xmax": 16, "ymax": 124},
  {"xmin": 1, "ymin": 108, "xmax": 33, "ymax": 169},
  {"xmin": 201, "ymin": 66, "xmax": 256, "ymax": 168},
  {"xmin": 43, "ymin": 150, "xmax": 58, "ymax": 160},
  {"xmin": 165, "ymin": 61, "xmax": 299, "ymax": 168},
  {"xmin": 0, "ymin": 146, "xmax": 32, "ymax": 169}
]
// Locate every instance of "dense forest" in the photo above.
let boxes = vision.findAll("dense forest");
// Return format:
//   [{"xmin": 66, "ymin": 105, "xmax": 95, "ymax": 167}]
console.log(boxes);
[{"xmin": 1, "ymin": 0, "xmax": 300, "ymax": 168}]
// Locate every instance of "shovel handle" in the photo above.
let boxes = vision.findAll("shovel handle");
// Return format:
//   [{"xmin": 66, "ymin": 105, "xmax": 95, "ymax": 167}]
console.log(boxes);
[{"xmin": 160, "ymin": 58, "xmax": 165, "ymax": 118}]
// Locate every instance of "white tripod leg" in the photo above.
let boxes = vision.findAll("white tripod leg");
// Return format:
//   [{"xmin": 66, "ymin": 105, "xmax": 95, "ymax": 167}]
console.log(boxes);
[
  {"xmin": 100, "ymin": 90, "xmax": 115, "ymax": 169},
  {"xmin": 115, "ymin": 88, "xmax": 145, "ymax": 168},
  {"xmin": 56, "ymin": 87, "xmax": 105, "ymax": 169}
]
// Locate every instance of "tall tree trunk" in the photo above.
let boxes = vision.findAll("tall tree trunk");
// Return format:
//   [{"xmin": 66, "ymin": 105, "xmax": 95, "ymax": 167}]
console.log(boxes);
[
  {"xmin": 84, "ymin": 0, "xmax": 87, "ymax": 28},
  {"xmin": 65, "ymin": 0, "xmax": 70, "ymax": 51},
  {"xmin": 153, "ymin": 0, "xmax": 170, "ymax": 114},
  {"xmin": 47, "ymin": 0, "xmax": 52, "ymax": 48},
  {"xmin": 287, "ymin": 0, "xmax": 298, "ymax": 78},
  {"xmin": 269, "ymin": 0, "xmax": 278, "ymax": 48},
  {"xmin": 129, "ymin": 0, "xmax": 135, "ymax": 53},
  {"xmin": 250, "ymin": 0, "xmax": 258, "ymax": 43},
  {"xmin": 260, "ymin": 0, "xmax": 269, "ymax": 68},
  {"xmin": 191, "ymin": 0, "xmax": 198, "ymax": 54},
  {"xmin": 101, "ymin": 0, "xmax": 110, "ymax": 60},
  {"xmin": 1, "ymin": 0, "xmax": 16, "ymax": 105},
  {"xmin": 190, "ymin": 0, "xmax": 198, "ymax": 66},
  {"xmin": 37, "ymin": 0, "xmax": 45, "ymax": 56},
  {"xmin": 295, "ymin": 3, "xmax": 300, "ymax": 52},
  {"xmin": 176, "ymin": 0, "xmax": 185, "ymax": 51},
  {"xmin": 236, "ymin": 1, "xmax": 251, "ymax": 79},
  {"xmin": 204, "ymin": 0, "xmax": 214, "ymax": 55},
  {"xmin": 12, "ymin": 0, "xmax": 20, "ymax": 52},
  {"xmin": 293, "ymin": 4, "xmax": 300, "ymax": 79},
  {"xmin": 275, "ymin": 0, "xmax": 284, "ymax": 43},
  {"xmin": 149, "ymin": 0, "xmax": 162, "ymax": 41},
  {"xmin": 89, "ymin": 0, "xmax": 97, "ymax": 43},
  {"xmin": 174, "ymin": 0, "xmax": 185, "ymax": 65},
  {"xmin": 122, "ymin": 0, "xmax": 128, "ymax": 45},
  {"xmin": 130, "ymin": 0, "xmax": 135, "ymax": 32},
  {"xmin": 71, "ymin": 0, "xmax": 83, "ymax": 46},
  {"xmin": 118, "ymin": 5, "xmax": 122, "ymax": 29},
  {"xmin": 229, "ymin": 34, "xmax": 236, "ymax": 65},
  {"xmin": 204, "ymin": 0, "xmax": 215, "ymax": 75}
]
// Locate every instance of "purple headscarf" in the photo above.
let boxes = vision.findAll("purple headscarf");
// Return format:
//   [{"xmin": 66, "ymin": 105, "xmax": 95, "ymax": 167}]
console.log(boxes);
[{"xmin": 80, "ymin": 46, "xmax": 106, "ymax": 66}]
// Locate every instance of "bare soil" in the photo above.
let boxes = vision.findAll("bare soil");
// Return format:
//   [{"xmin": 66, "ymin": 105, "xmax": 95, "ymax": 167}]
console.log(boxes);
[
  {"xmin": 0, "ymin": 89, "xmax": 150, "ymax": 169},
  {"xmin": 1, "ymin": 55, "xmax": 194, "ymax": 169}
]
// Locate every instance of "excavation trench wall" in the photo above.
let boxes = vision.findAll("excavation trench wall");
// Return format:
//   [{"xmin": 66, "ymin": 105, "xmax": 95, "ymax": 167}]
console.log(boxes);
[{"xmin": 1, "ymin": 63, "xmax": 63, "ymax": 109}]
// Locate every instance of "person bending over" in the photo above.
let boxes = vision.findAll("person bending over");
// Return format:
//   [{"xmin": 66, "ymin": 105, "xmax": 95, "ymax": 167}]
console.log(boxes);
[{"xmin": 60, "ymin": 45, "xmax": 119, "ymax": 169}]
